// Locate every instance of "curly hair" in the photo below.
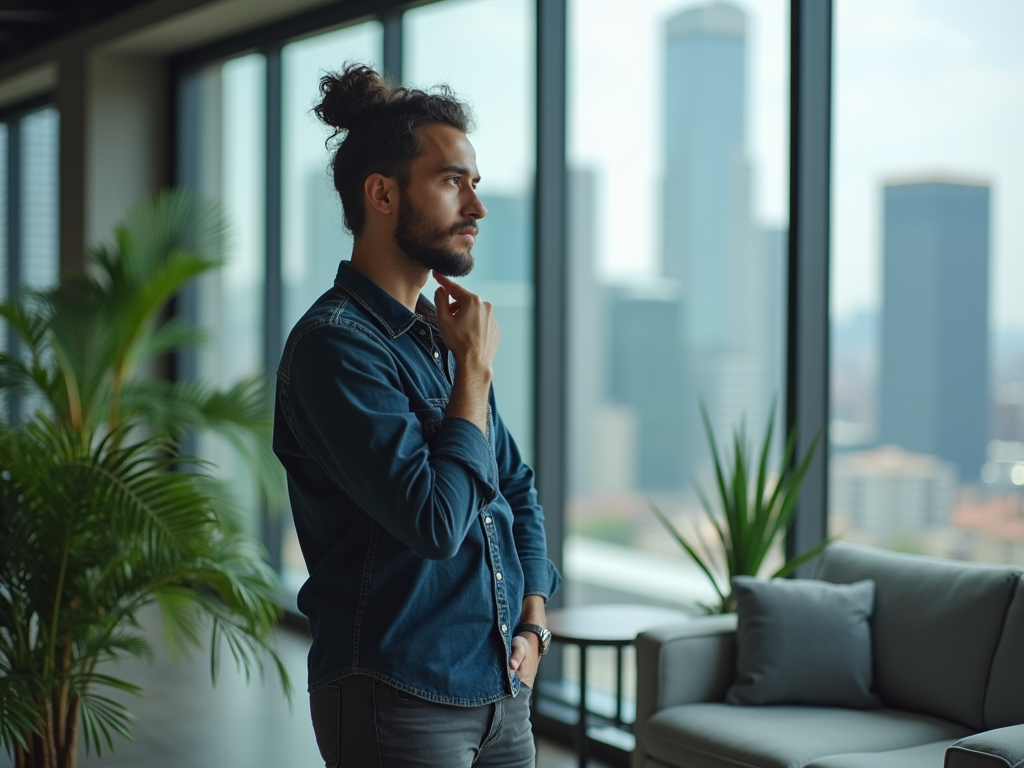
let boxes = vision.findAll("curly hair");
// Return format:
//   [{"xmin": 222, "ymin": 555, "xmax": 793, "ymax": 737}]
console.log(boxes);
[{"xmin": 314, "ymin": 63, "xmax": 474, "ymax": 235}]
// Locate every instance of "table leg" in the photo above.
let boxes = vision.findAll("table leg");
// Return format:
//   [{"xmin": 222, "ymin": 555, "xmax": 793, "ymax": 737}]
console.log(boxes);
[
  {"xmin": 578, "ymin": 644, "xmax": 588, "ymax": 768},
  {"xmin": 615, "ymin": 644, "xmax": 624, "ymax": 728}
]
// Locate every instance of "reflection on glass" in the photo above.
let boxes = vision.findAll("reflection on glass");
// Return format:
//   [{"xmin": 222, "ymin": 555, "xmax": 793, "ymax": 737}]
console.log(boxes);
[
  {"xmin": 180, "ymin": 54, "xmax": 267, "ymax": 539},
  {"xmin": 280, "ymin": 21, "xmax": 383, "ymax": 595},
  {"xmin": 405, "ymin": 0, "xmax": 537, "ymax": 461},
  {"xmin": 566, "ymin": 0, "xmax": 789, "ymax": 611},
  {"xmin": 830, "ymin": 0, "xmax": 1024, "ymax": 565}
]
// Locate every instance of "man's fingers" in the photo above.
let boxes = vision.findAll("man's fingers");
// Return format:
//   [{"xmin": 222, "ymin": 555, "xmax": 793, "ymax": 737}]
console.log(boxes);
[
  {"xmin": 509, "ymin": 636, "xmax": 528, "ymax": 671},
  {"xmin": 433, "ymin": 271, "xmax": 476, "ymax": 301}
]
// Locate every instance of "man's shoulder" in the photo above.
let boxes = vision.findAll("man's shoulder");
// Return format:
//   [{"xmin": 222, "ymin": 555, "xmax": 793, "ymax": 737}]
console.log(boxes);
[{"xmin": 282, "ymin": 287, "xmax": 393, "ymax": 366}]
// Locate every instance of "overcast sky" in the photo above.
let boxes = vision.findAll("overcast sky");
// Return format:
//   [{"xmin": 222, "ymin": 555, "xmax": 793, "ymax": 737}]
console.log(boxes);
[{"xmin": 276, "ymin": 0, "xmax": 1024, "ymax": 334}]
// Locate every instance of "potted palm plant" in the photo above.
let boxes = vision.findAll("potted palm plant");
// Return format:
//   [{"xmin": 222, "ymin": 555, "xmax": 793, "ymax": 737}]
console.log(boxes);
[
  {"xmin": 0, "ymin": 190, "xmax": 289, "ymax": 768},
  {"xmin": 652, "ymin": 401, "xmax": 827, "ymax": 613}
]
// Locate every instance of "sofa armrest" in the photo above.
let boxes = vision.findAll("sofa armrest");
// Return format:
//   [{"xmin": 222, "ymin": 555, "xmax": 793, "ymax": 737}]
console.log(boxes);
[
  {"xmin": 634, "ymin": 613, "xmax": 737, "ymax": 729},
  {"xmin": 946, "ymin": 725, "xmax": 1024, "ymax": 768}
]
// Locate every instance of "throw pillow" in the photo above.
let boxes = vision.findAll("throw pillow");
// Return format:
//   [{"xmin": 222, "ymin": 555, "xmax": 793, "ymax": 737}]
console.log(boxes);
[{"xmin": 726, "ymin": 575, "xmax": 879, "ymax": 708}]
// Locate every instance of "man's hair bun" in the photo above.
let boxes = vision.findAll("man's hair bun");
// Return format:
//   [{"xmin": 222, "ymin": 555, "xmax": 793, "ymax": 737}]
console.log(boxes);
[
  {"xmin": 312, "ymin": 62, "xmax": 472, "ymax": 235},
  {"xmin": 314, "ymin": 63, "xmax": 390, "ymax": 135}
]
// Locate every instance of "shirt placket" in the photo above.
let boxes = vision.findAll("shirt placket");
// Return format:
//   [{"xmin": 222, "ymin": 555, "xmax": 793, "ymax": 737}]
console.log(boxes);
[
  {"xmin": 413, "ymin": 318, "xmax": 451, "ymax": 384},
  {"xmin": 480, "ymin": 506, "xmax": 516, "ymax": 690}
]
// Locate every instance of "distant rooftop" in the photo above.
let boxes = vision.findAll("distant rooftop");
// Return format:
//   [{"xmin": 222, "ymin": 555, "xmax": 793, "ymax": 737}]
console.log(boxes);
[
  {"xmin": 666, "ymin": 1, "xmax": 745, "ymax": 39},
  {"xmin": 884, "ymin": 173, "xmax": 991, "ymax": 189},
  {"xmin": 833, "ymin": 445, "xmax": 956, "ymax": 476}
]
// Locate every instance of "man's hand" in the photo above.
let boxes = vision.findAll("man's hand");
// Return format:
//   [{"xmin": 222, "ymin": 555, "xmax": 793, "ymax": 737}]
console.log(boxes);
[
  {"xmin": 433, "ymin": 272, "xmax": 500, "ymax": 435},
  {"xmin": 510, "ymin": 595, "xmax": 546, "ymax": 688},
  {"xmin": 433, "ymin": 272, "xmax": 500, "ymax": 375},
  {"xmin": 509, "ymin": 633, "xmax": 540, "ymax": 688}
]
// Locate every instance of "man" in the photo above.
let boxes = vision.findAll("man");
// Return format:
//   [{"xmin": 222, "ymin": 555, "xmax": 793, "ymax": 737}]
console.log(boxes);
[{"xmin": 273, "ymin": 64, "xmax": 560, "ymax": 768}]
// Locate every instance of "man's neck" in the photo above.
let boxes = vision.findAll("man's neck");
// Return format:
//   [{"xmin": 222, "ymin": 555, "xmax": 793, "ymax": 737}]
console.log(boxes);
[{"xmin": 350, "ymin": 234, "xmax": 429, "ymax": 312}]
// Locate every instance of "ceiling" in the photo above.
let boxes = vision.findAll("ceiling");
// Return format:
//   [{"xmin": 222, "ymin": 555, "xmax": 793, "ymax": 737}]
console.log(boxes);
[{"xmin": 0, "ymin": 0, "xmax": 153, "ymax": 65}]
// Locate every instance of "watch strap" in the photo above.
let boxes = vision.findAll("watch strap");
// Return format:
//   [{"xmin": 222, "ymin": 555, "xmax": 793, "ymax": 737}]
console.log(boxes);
[{"xmin": 514, "ymin": 623, "xmax": 551, "ymax": 654}]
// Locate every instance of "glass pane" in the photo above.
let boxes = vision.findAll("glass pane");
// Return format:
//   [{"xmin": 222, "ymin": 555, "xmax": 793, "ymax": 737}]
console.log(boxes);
[
  {"xmin": 16, "ymin": 108, "xmax": 60, "ymax": 422},
  {"xmin": 405, "ymin": 0, "xmax": 537, "ymax": 461},
  {"xmin": 830, "ymin": 1, "xmax": 1024, "ymax": 564},
  {"xmin": 566, "ymin": 0, "xmax": 790, "ymax": 609},
  {"xmin": 178, "ymin": 54, "xmax": 267, "ymax": 539},
  {"xmin": 280, "ymin": 21, "xmax": 383, "ymax": 596},
  {"xmin": 20, "ymin": 108, "xmax": 59, "ymax": 292}
]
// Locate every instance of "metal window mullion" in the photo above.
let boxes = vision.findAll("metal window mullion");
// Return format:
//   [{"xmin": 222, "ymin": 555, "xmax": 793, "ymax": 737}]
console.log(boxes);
[
  {"xmin": 534, "ymin": 0, "xmax": 567, "ymax": 599},
  {"xmin": 6, "ymin": 117, "xmax": 21, "ymax": 424},
  {"xmin": 263, "ymin": 45, "xmax": 284, "ymax": 572},
  {"xmin": 383, "ymin": 10, "xmax": 403, "ymax": 85},
  {"xmin": 785, "ymin": 0, "xmax": 832, "ymax": 572}
]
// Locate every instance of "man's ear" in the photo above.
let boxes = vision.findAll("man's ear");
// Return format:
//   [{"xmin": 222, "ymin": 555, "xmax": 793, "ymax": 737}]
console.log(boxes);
[{"xmin": 364, "ymin": 173, "xmax": 398, "ymax": 218}]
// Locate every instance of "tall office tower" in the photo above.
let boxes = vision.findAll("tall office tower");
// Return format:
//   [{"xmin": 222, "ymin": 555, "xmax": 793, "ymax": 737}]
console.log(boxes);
[
  {"xmin": 567, "ymin": 168, "xmax": 608, "ymax": 495},
  {"xmin": 608, "ymin": 283, "xmax": 690, "ymax": 491},
  {"xmin": 662, "ymin": 1, "xmax": 769, "ymax": 478},
  {"xmin": 468, "ymin": 192, "xmax": 534, "ymax": 456},
  {"xmin": 879, "ymin": 179, "xmax": 991, "ymax": 482}
]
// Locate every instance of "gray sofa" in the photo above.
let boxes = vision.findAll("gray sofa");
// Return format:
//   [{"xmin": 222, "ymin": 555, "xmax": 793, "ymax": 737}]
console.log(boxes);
[{"xmin": 633, "ymin": 543, "xmax": 1024, "ymax": 768}]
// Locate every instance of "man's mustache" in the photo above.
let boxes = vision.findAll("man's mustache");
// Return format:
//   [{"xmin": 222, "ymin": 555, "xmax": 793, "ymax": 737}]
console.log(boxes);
[{"xmin": 449, "ymin": 221, "xmax": 479, "ymax": 236}]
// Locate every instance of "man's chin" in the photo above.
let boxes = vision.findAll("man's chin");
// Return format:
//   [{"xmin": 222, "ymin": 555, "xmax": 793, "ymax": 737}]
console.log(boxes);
[{"xmin": 407, "ymin": 249, "xmax": 474, "ymax": 279}]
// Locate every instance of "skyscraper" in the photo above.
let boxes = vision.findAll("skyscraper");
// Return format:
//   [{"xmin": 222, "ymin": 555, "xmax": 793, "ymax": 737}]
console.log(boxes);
[
  {"xmin": 662, "ymin": 1, "xmax": 770, "ymax": 477},
  {"xmin": 879, "ymin": 178, "xmax": 991, "ymax": 482}
]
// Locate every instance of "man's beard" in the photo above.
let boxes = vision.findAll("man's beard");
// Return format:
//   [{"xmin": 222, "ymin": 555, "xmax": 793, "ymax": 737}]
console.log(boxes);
[{"xmin": 394, "ymin": 196, "xmax": 476, "ymax": 278}]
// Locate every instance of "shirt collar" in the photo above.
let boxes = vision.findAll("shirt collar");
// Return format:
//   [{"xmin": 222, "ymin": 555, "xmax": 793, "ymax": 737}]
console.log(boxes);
[{"xmin": 333, "ymin": 260, "xmax": 435, "ymax": 338}]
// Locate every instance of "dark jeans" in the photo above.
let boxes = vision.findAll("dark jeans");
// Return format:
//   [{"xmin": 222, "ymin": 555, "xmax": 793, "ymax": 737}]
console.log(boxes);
[{"xmin": 309, "ymin": 675, "xmax": 536, "ymax": 768}]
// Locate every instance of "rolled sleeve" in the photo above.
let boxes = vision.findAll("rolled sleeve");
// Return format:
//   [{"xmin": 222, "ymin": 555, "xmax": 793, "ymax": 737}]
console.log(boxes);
[{"xmin": 490, "ymin": 392, "xmax": 562, "ymax": 600}]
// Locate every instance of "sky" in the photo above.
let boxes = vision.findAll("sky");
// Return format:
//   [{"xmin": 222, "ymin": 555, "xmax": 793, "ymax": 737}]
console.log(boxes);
[
  {"xmin": 832, "ymin": 0, "xmax": 1024, "ymax": 332},
  {"xmin": 260, "ymin": 0, "xmax": 1024, "ymax": 334}
]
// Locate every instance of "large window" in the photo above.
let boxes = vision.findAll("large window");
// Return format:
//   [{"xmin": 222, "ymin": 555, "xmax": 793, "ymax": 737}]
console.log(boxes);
[
  {"xmin": 830, "ymin": 0, "xmax": 1024, "ymax": 564},
  {"xmin": 405, "ymin": 0, "xmax": 537, "ymax": 459},
  {"xmin": 0, "ymin": 104, "xmax": 60, "ymax": 421},
  {"xmin": 279, "ymin": 21, "xmax": 383, "ymax": 594},
  {"xmin": 565, "ymin": 0, "xmax": 790, "ymax": 612},
  {"xmin": 178, "ymin": 55, "xmax": 267, "ymax": 539}
]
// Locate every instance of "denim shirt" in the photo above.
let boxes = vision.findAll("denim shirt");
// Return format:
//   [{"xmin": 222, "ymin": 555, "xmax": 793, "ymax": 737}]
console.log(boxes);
[{"xmin": 273, "ymin": 261, "xmax": 561, "ymax": 705}]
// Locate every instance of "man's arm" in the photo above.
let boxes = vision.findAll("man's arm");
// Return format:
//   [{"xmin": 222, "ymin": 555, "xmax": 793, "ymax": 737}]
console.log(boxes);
[{"xmin": 284, "ymin": 321, "xmax": 498, "ymax": 560}]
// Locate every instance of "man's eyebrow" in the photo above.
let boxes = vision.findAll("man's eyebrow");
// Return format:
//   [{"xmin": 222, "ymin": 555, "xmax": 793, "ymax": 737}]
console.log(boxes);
[{"xmin": 438, "ymin": 164, "xmax": 481, "ymax": 183}]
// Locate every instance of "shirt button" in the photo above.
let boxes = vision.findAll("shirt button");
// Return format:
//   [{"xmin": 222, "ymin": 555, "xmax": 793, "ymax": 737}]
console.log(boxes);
[
  {"xmin": 496, "ymin": 572, "xmax": 502, "ymax": 581},
  {"xmin": 501, "ymin": 624, "xmax": 508, "ymax": 633},
  {"xmin": 419, "ymin": 329, "xmax": 427, "ymax": 336},
  {"xmin": 433, "ymin": 351, "xmax": 440, "ymax": 359},
  {"xmin": 484, "ymin": 516, "xmax": 492, "ymax": 524}
]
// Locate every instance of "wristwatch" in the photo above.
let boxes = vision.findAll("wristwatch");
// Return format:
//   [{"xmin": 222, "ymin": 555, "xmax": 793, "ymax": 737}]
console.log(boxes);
[{"xmin": 515, "ymin": 623, "xmax": 552, "ymax": 655}]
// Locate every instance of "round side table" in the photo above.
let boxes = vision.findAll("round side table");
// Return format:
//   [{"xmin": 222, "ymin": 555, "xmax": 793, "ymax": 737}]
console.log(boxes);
[{"xmin": 546, "ymin": 604, "xmax": 690, "ymax": 768}]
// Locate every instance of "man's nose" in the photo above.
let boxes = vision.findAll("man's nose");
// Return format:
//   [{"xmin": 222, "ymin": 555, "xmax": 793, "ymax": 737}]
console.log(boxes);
[{"xmin": 464, "ymin": 192, "xmax": 486, "ymax": 220}]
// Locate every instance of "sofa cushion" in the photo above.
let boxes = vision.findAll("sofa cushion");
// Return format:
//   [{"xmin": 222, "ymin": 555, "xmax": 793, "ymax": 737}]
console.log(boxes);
[
  {"xmin": 948, "ymin": 726, "xmax": 1024, "ymax": 768},
  {"xmin": 984, "ymin": 579, "xmax": 1024, "ymax": 729},
  {"xmin": 642, "ymin": 703, "xmax": 971, "ymax": 768},
  {"xmin": 727, "ymin": 576, "xmax": 878, "ymax": 708},
  {"xmin": 815, "ymin": 543, "xmax": 1020, "ymax": 730},
  {"xmin": 805, "ymin": 740, "xmax": 956, "ymax": 768}
]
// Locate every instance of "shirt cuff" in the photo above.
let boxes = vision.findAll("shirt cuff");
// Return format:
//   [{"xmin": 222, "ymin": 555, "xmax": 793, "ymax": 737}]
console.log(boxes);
[
  {"xmin": 434, "ymin": 416, "xmax": 499, "ymax": 500},
  {"xmin": 520, "ymin": 556, "xmax": 562, "ymax": 601}
]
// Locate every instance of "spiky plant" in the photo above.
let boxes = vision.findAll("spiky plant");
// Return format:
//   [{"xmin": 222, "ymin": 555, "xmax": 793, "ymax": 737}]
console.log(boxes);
[
  {"xmin": 0, "ymin": 189, "xmax": 289, "ymax": 768},
  {"xmin": 651, "ymin": 401, "xmax": 827, "ymax": 613}
]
